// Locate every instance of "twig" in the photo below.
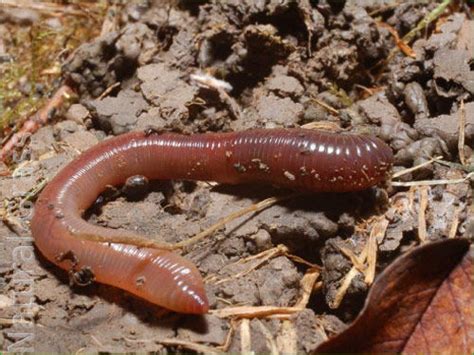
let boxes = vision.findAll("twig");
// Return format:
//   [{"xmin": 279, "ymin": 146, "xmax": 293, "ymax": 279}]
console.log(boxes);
[{"xmin": 1, "ymin": 85, "xmax": 74, "ymax": 161}]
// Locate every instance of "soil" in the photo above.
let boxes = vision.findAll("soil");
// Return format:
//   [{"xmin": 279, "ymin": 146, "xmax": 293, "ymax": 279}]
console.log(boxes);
[{"xmin": 1, "ymin": 1, "xmax": 473, "ymax": 353}]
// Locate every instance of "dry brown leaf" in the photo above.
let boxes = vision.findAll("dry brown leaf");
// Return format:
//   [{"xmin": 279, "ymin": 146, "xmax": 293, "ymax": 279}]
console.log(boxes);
[{"xmin": 316, "ymin": 238, "xmax": 472, "ymax": 353}]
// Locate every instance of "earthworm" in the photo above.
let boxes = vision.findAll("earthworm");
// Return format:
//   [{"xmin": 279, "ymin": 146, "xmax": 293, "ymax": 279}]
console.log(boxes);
[{"xmin": 31, "ymin": 128, "xmax": 393, "ymax": 314}]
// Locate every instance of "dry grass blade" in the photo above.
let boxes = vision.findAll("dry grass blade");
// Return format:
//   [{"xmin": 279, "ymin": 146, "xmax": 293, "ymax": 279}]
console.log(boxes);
[
  {"xmin": 276, "ymin": 320, "xmax": 297, "ymax": 354},
  {"xmin": 174, "ymin": 193, "xmax": 301, "ymax": 249},
  {"xmin": 213, "ymin": 245, "xmax": 288, "ymax": 285},
  {"xmin": 72, "ymin": 231, "xmax": 174, "ymax": 250},
  {"xmin": 329, "ymin": 267, "xmax": 360, "ymax": 309},
  {"xmin": 338, "ymin": 245, "xmax": 366, "ymax": 272},
  {"xmin": 448, "ymin": 205, "xmax": 462, "ymax": 239},
  {"xmin": 458, "ymin": 100, "xmax": 466, "ymax": 166},
  {"xmin": 256, "ymin": 319, "xmax": 279, "ymax": 355},
  {"xmin": 211, "ymin": 306, "xmax": 303, "ymax": 319},
  {"xmin": 301, "ymin": 121, "xmax": 342, "ymax": 132},
  {"xmin": 354, "ymin": 84, "xmax": 385, "ymax": 98},
  {"xmin": 236, "ymin": 244, "xmax": 288, "ymax": 264},
  {"xmin": 284, "ymin": 252, "xmax": 320, "ymax": 268},
  {"xmin": 240, "ymin": 319, "xmax": 252, "ymax": 354},
  {"xmin": 332, "ymin": 240, "xmax": 370, "ymax": 307},
  {"xmin": 392, "ymin": 156, "xmax": 443, "ymax": 179},
  {"xmin": 365, "ymin": 217, "xmax": 389, "ymax": 284},
  {"xmin": 308, "ymin": 98, "xmax": 339, "ymax": 115},
  {"xmin": 294, "ymin": 267, "xmax": 320, "ymax": 309},
  {"xmin": 391, "ymin": 172, "xmax": 474, "ymax": 187},
  {"xmin": 73, "ymin": 194, "xmax": 299, "ymax": 252},
  {"xmin": 97, "ymin": 82, "xmax": 120, "ymax": 100},
  {"xmin": 417, "ymin": 186, "xmax": 429, "ymax": 243},
  {"xmin": 216, "ymin": 319, "xmax": 237, "ymax": 352}
]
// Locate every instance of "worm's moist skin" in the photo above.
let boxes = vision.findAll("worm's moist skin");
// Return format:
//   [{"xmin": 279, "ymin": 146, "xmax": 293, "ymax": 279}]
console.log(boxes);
[{"xmin": 31, "ymin": 128, "xmax": 393, "ymax": 314}]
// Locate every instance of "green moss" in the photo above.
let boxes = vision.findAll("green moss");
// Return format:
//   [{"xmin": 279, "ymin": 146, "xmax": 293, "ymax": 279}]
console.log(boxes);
[{"xmin": 328, "ymin": 83, "xmax": 353, "ymax": 108}]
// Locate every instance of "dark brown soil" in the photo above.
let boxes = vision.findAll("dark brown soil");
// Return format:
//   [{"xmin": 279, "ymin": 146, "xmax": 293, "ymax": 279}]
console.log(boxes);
[{"xmin": 1, "ymin": 1, "xmax": 472, "ymax": 352}]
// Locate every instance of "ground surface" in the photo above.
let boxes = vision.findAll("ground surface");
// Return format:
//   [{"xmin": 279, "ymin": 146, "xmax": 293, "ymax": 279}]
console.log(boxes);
[{"xmin": 1, "ymin": 0, "xmax": 473, "ymax": 353}]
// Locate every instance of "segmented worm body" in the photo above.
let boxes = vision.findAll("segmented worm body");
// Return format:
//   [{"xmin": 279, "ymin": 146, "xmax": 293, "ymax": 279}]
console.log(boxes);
[{"xmin": 31, "ymin": 128, "xmax": 393, "ymax": 313}]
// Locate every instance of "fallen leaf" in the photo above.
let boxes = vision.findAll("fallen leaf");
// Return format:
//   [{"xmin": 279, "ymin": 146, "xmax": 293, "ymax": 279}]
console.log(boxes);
[{"xmin": 316, "ymin": 238, "xmax": 472, "ymax": 353}]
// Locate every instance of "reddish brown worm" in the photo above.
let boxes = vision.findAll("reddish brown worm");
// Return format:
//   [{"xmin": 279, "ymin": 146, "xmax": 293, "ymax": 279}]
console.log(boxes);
[{"xmin": 31, "ymin": 128, "xmax": 393, "ymax": 314}]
